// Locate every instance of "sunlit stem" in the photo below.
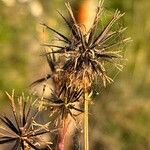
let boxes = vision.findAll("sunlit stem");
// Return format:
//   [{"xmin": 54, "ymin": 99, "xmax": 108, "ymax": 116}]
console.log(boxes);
[
  {"xmin": 58, "ymin": 118, "xmax": 69, "ymax": 150},
  {"xmin": 84, "ymin": 92, "xmax": 89, "ymax": 150}
]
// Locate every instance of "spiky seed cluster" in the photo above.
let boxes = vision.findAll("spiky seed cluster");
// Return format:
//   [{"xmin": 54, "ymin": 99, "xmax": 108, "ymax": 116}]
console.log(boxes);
[
  {"xmin": 30, "ymin": 0, "xmax": 130, "ymax": 128},
  {"xmin": 40, "ymin": 85, "xmax": 83, "ymax": 122},
  {"xmin": 42, "ymin": 1, "xmax": 130, "ymax": 87},
  {"xmin": 0, "ymin": 91, "xmax": 52, "ymax": 150},
  {"xmin": 29, "ymin": 2, "xmax": 130, "ymax": 148}
]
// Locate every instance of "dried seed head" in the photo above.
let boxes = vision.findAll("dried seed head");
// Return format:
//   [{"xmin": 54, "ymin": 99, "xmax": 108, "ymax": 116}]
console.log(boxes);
[
  {"xmin": 37, "ymin": 85, "xmax": 83, "ymax": 123},
  {"xmin": 0, "ymin": 91, "xmax": 53, "ymax": 150},
  {"xmin": 42, "ymin": 1, "xmax": 130, "ymax": 88}
]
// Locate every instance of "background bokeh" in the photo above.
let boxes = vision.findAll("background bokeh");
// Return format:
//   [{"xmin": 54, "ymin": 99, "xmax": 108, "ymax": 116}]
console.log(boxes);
[{"xmin": 0, "ymin": 0, "xmax": 150, "ymax": 150}]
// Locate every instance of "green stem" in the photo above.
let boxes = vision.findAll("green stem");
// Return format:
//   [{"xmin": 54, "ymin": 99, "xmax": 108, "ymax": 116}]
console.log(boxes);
[{"xmin": 84, "ymin": 93, "xmax": 89, "ymax": 150}]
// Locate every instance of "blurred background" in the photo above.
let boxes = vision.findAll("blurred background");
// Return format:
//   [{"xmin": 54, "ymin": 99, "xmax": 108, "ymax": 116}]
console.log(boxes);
[{"xmin": 0, "ymin": 0, "xmax": 150, "ymax": 150}]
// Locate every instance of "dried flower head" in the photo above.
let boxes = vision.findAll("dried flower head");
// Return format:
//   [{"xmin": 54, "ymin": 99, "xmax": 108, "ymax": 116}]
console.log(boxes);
[
  {"xmin": 42, "ymin": 1, "xmax": 130, "ymax": 87},
  {"xmin": 38, "ymin": 85, "xmax": 83, "ymax": 123},
  {"xmin": 0, "ymin": 90, "xmax": 52, "ymax": 150}
]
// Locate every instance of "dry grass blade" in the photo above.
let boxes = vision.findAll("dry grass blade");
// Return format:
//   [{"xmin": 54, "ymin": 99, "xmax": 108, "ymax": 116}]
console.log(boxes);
[
  {"xmin": 12, "ymin": 139, "xmax": 20, "ymax": 150},
  {"xmin": 100, "ymin": 27, "xmax": 127, "ymax": 45},
  {"xmin": 29, "ymin": 74, "xmax": 51, "ymax": 87},
  {"xmin": 57, "ymin": 10, "xmax": 80, "ymax": 40},
  {"xmin": 5, "ymin": 91, "xmax": 21, "ymax": 134},
  {"xmin": 65, "ymin": 2, "xmax": 81, "ymax": 39},
  {"xmin": 91, "ymin": 10, "xmax": 125, "ymax": 48},
  {"xmin": 78, "ymin": 28, "xmax": 86, "ymax": 50},
  {"xmin": 24, "ymin": 139, "xmax": 40, "ymax": 150},
  {"xmin": 46, "ymin": 53, "xmax": 56, "ymax": 72},
  {"xmin": 41, "ymin": 23, "xmax": 71, "ymax": 44},
  {"xmin": 22, "ymin": 101, "xmax": 26, "ymax": 126},
  {"xmin": 88, "ymin": 0, "xmax": 104, "ymax": 45},
  {"xmin": 42, "ymin": 43, "xmax": 64, "ymax": 49},
  {"xmin": 0, "ymin": 116, "xmax": 19, "ymax": 135},
  {"xmin": 101, "ymin": 37, "xmax": 131, "ymax": 51},
  {"xmin": 0, "ymin": 137, "xmax": 16, "ymax": 144}
]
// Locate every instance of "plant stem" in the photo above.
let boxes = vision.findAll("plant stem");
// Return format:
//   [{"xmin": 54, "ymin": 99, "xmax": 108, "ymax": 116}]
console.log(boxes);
[
  {"xmin": 58, "ymin": 125, "xmax": 65, "ymax": 150},
  {"xmin": 58, "ymin": 118, "xmax": 69, "ymax": 150},
  {"xmin": 84, "ymin": 93, "xmax": 89, "ymax": 150},
  {"xmin": 58, "ymin": 134, "xmax": 65, "ymax": 150}
]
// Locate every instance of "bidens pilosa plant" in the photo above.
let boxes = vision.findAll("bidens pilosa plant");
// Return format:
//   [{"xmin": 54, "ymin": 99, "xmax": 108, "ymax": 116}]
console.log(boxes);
[
  {"xmin": 0, "ymin": 91, "xmax": 54, "ymax": 150},
  {"xmin": 0, "ymin": 0, "xmax": 130, "ymax": 150}
]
